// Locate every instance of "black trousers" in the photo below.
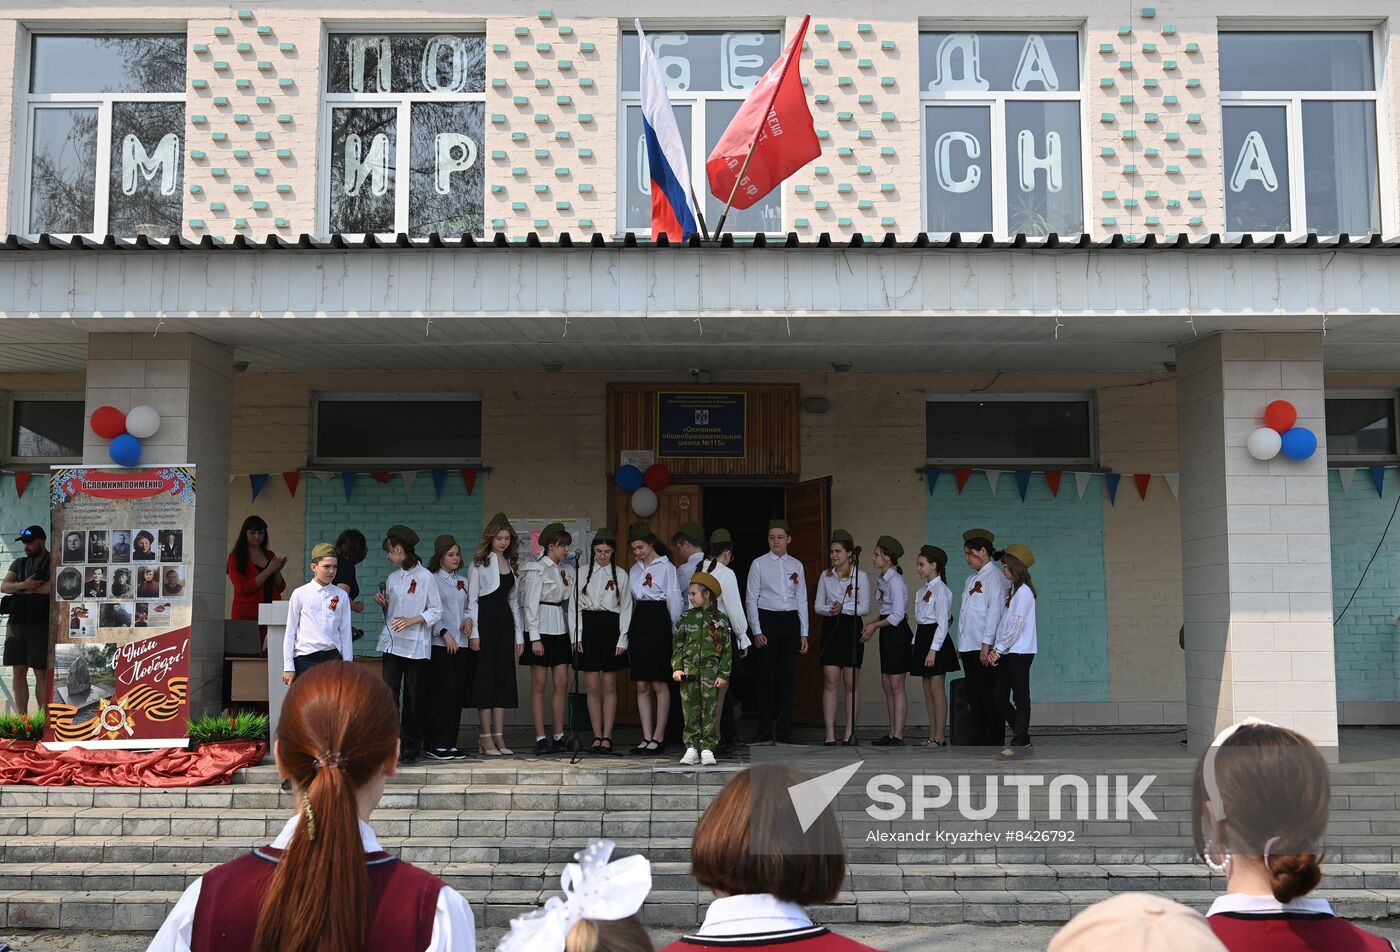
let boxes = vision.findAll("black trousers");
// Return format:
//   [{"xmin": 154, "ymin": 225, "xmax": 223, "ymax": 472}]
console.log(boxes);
[
  {"xmin": 292, "ymin": 648, "xmax": 341, "ymax": 678},
  {"xmin": 425, "ymin": 644, "xmax": 469, "ymax": 750},
  {"xmin": 994, "ymin": 652, "xmax": 1034, "ymax": 747},
  {"xmin": 959, "ymin": 650, "xmax": 1003, "ymax": 746},
  {"xmin": 381, "ymin": 652, "xmax": 428, "ymax": 756},
  {"xmin": 753, "ymin": 609, "xmax": 802, "ymax": 741}
]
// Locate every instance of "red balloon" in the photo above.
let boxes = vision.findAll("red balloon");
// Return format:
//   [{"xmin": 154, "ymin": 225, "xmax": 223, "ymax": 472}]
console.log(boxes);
[
  {"xmin": 643, "ymin": 464, "xmax": 671, "ymax": 492},
  {"xmin": 1264, "ymin": 400, "xmax": 1298, "ymax": 434},
  {"xmin": 90, "ymin": 405, "xmax": 127, "ymax": 439}
]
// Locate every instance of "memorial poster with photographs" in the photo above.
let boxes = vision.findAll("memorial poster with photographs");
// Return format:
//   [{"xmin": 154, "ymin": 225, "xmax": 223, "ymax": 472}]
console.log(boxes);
[{"xmin": 44, "ymin": 466, "xmax": 195, "ymax": 749}]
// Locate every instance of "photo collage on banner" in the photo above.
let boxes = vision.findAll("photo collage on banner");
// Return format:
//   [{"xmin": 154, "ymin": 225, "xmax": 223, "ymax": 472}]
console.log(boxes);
[{"xmin": 45, "ymin": 467, "xmax": 196, "ymax": 748}]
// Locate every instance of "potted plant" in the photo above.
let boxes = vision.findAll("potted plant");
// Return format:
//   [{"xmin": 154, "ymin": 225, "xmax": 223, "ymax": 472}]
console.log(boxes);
[
  {"xmin": 0, "ymin": 710, "xmax": 45, "ymax": 748},
  {"xmin": 186, "ymin": 709, "xmax": 270, "ymax": 760}
]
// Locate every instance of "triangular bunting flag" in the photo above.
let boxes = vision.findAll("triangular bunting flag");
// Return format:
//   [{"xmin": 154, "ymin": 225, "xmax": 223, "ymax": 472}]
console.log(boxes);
[
  {"xmin": 1015, "ymin": 470, "xmax": 1031, "ymax": 501},
  {"xmin": 370, "ymin": 472, "xmax": 394, "ymax": 485},
  {"xmin": 1338, "ymin": 468, "xmax": 1357, "ymax": 493},
  {"xmin": 1369, "ymin": 465, "xmax": 1386, "ymax": 498},
  {"xmin": 1105, "ymin": 472, "xmax": 1122, "ymax": 505},
  {"xmin": 1163, "ymin": 473, "xmax": 1180, "ymax": 499},
  {"xmin": 955, "ymin": 468, "xmax": 973, "ymax": 493},
  {"xmin": 462, "ymin": 468, "xmax": 479, "ymax": 496},
  {"xmin": 401, "ymin": 471, "xmax": 418, "ymax": 496},
  {"xmin": 13, "ymin": 471, "xmax": 32, "ymax": 498},
  {"xmin": 1044, "ymin": 470, "xmax": 1062, "ymax": 497},
  {"xmin": 985, "ymin": 470, "xmax": 1004, "ymax": 497},
  {"xmin": 924, "ymin": 468, "xmax": 940, "ymax": 496},
  {"xmin": 432, "ymin": 469, "xmax": 448, "ymax": 500},
  {"xmin": 282, "ymin": 471, "xmax": 301, "ymax": 498},
  {"xmin": 342, "ymin": 471, "xmax": 358, "ymax": 502},
  {"xmin": 1134, "ymin": 473, "xmax": 1152, "ymax": 501},
  {"xmin": 312, "ymin": 471, "xmax": 335, "ymax": 482},
  {"xmin": 1074, "ymin": 472, "xmax": 1094, "ymax": 499},
  {"xmin": 250, "ymin": 473, "xmax": 269, "ymax": 501}
]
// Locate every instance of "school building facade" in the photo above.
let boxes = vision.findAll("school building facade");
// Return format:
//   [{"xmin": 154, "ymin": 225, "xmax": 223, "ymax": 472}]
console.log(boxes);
[{"xmin": 1, "ymin": 1, "xmax": 1399, "ymax": 753}]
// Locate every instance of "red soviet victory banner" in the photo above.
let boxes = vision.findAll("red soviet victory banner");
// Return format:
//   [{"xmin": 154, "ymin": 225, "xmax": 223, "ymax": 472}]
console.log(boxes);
[{"xmin": 706, "ymin": 15, "xmax": 820, "ymax": 222}]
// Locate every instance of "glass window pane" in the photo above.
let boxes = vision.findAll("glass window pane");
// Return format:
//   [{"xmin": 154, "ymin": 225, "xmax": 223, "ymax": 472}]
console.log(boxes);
[
  {"xmin": 1326, "ymin": 398, "xmax": 1397, "ymax": 457},
  {"xmin": 705, "ymin": 100, "xmax": 780, "ymax": 232},
  {"xmin": 326, "ymin": 34, "xmax": 486, "ymax": 93},
  {"xmin": 621, "ymin": 32, "xmax": 780, "ymax": 93},
  {"xmin": 29, "ymin": 107, "xmax": 98, "ymax": 234},
  {"xmin": 1223, "ymin": 106, "xmax": 1291, "ymax": 233},
  {"xmin": 407, "ymin": 102, "xmax": 484, "ymax": 237},
  {"xmin": 920, "ymin": 33, "xmax": 1080, "ymax": 93},
  {"xmin": 625, "ymin": 104, "xmax": 693, "ymax": 232},
  {"xmin": 1220, "ymin": 33, "xmax": 1373, "ymax": 92},
  {"xmin": 926, "ymin": 401, "xmax": 1093, "ymax": 462},
  {"xmin": 328, "ymin": 106, "xmax": 398, "ymax": 234},
  {"xmin": 925, "ymin": 105, "xmax": 993, "ymax": 233},
  {"xmin": 107, "ymin": 102, "xmax": 184, "ymax": 236},
  {"xmin": 10, "ymin": 399, "xmax": 84, "ymax": 459},
  {"xmin": 314, "ymin": 399, "xmax": 482, "ymax": 461},
  {"xmin": 1003, "ymin": 101, "xmax": 1082, "ymax": 236},
  {"xmin": 1302, "ymin": 101, "xmax": 1379, "ymax": 236},
  {"xmin": 31, "ymin": 35, "xmax": 186, "ymax": 93}
]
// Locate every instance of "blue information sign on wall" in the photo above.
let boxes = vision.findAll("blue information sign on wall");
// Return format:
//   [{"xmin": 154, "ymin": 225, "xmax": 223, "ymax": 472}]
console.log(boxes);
[{"xmin": 657, "ymin": 392, "xmax": 746, "ymax": 459}]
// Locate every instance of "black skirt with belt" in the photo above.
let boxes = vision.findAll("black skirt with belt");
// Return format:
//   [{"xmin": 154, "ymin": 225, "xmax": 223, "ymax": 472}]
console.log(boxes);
[
  {"xmin": 877, "ymin": 614, "xmax": 913, "ymax": 675},
  {"xmin": 627, "ymin": 600, "xmax": 673, "ymax": 682},
  {"xmin": 819, "ymin": 613, "xmax": 864, "ymax": 669},
  {"xmin": 911, "ymin": 623, "xmax": 961, "ymax": 677},
  {"xmin": 576, "ymin": 609, "xmax": 627, "ymax": 672}
]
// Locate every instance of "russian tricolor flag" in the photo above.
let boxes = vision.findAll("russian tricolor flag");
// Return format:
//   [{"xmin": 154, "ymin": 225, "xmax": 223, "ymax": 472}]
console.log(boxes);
[{"xmin": 636, "ymin": 21, "xmax": 700, "ymax": 242}]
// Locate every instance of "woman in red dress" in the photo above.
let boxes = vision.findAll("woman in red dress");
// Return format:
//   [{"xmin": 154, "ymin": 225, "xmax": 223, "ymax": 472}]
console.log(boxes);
[{"xmin": 227, "ymin": 515, "xmax": 287, "ymax": 654}]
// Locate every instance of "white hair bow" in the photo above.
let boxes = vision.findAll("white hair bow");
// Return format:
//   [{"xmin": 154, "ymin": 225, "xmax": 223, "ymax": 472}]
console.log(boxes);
[
  {"xmin": 496, "ymin": 840, "xmax": 653, "ymax": 952},
  {"xmin": 1202, "ymin": 716, "xmax": 1278, "ymax": 823}
]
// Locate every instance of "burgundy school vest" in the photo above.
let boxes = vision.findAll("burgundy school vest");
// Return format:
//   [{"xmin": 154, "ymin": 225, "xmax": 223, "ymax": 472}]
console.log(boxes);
[
  {"xmin": 663, "ymin": 927, "xmax": 884, "ymax": 951},
  {"xmin": 1209, "ymin": 913, "xmax": 1398, "ymax": 952},
  {"xmin": 191, "ymin": 846, "xmax": 445, "ymax": 952}
]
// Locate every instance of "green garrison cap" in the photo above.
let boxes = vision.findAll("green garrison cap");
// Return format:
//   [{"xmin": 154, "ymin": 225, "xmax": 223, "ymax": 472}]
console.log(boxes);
[
  {"xmin": 433, "ymin": 534, "xmax": 458, "ymax": 555},
  {"xmin": 1003, "ymin": 543, "xmax": 1036, "ymax": 568},
  {"xmin": 385, "ymin": 524, "xmax": 419, "ymax": 546},
  {"xmin": 830, "ymin": 528, "xmax": 854, "ymax": 545},
  {"xmin": 539, "ymin": 522, "xmax": 567, "ymax": 540},
  {"xmin": 690, "ymin": 571, "xmax": 722, "ymax": 597},
  {"xmin": 675, "ymin": 522, "xmax": 705, "ymax": 544},
  {"xmin": 963, "ymin": 528, "xmax": 995, "ymax": 544},
  {"xmin": 311, "ymin": 542, "xmax": 336, "ymax": 561},
  {"xmin": 876, "ymin": 535, "xmax": 904, "ymax": 560},
  {"xmin": 628, "ymin": 520, "xmax": 652, "ymax": 542},
  {"xmin": 709, "ymin": 528, "xmax": 732, "ymax": 545},
  {"xmin": 487, "ymin": 512, "xmax": 513, "ymax": 531},
  {"xmin": 768, "ymin": 519, "xmax": 791, "ymax": 533},
  {"xmin": 592, "ymin": 523, "xmax": 618, "ymax": 544}
]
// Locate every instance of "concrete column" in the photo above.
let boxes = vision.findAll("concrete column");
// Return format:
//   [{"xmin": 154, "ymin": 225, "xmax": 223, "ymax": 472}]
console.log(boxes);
[
  {"xmin": 83, "ymin": 333, "xmax": 233, "ymax": 716},
  {"xmin": 1176, "ymin": 331, "xmax": 1338, "ymax": 756}
]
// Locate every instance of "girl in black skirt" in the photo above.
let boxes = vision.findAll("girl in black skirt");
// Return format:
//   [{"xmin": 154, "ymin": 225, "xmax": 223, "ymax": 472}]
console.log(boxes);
[
  {"xmin": 814, "ymin": 529, "xmax": 871, "ymax": 746},
  {"xmin": 626, "ymin": 521, "xmax": 682, "ymax": 755},
  {"xmin": 912, "ymin": 545, "xmax": 959, "ymax": 748},
  {"xmin": 862, "ymin": 536, "xmax": 911, "ymax": 746},
  {"xmin": 467, "ymin": 512, "xmax": 523, "ymax": 756},
  {"xmin": 574, "ymin": 526, "xmax": 633, "ymax": 754},
  {"xmin": 519, "ymin": 523, "xmax": 575, "ymax": 754}
]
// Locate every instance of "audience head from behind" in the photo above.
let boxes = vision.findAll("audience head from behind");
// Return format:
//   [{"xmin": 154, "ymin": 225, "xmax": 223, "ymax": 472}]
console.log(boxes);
[
  {"xmin": 1049, "ymin": 893, "xmax": 1226, "ymax": 951},
  {"xmin": 497, "ymin": 839, "xmax": 653, "ymax": 952}
]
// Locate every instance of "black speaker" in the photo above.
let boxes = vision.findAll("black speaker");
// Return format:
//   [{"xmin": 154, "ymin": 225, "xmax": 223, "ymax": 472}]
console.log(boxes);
[{"xmin": 949, "ymin": 676, "xmax": 977, "ymax": 747}]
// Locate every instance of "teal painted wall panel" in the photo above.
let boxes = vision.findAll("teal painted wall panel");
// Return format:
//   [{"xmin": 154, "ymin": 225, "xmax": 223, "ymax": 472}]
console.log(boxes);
[{"xmin": 1330, "ymin": 469, "xmax": 1400, "ymax": 702}]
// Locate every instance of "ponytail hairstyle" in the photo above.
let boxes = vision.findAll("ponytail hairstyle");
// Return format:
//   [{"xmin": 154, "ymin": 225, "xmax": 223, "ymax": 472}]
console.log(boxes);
[
  {"xmin": 474, "ymin": 515, "xmax": 520, "ymax": 572},
  {"xmin": 253, "ymin": 662, "xmax": 399, "ymax": 952},
  {"xmin": 381, "ymin": 534, "xmax": 420, "ymax": 570},
  {"xmin": 704, "ymin": 538, "xmax": 733, "ymax": 575},
  {"xmin": 564, "ymin": 916, "xmax": 654, "ymax": 952},
  {"xmin": 1000, "ymin": 553, "xmax": 1036, "ymax": 602},
  {"xmin": 876, "ymin": 544, "xmax": 902, "ymax": 575}
]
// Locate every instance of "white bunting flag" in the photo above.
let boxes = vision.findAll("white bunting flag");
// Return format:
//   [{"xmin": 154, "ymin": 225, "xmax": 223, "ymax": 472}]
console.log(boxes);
[
  {"xmin": 1074, "ymin": 472, "xmax": 1094, "ymax": 499},
  {"xmin": 401, "ymin": 470, "xmax": 418, "ymax": 496},
  {"xmin": 1338, "ymin": 468, "xmax": 1357, "ymax": 493},
  {"xmin": 984, "ymin": 470, "xmax": 1005, "ymax": 497},
  {"xmin": 311, "ymin": 471, "xmax": 335, "ymax": 482},
  {"xmin": 1163, "ymin": 473, "xmax": 1180, "ymax": 499}
]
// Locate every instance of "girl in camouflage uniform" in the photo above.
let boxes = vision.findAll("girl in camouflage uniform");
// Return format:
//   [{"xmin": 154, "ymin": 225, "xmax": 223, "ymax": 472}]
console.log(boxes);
[{"xmin": 671, "ymin": 572, "xmax": 732, "ymax": 766}]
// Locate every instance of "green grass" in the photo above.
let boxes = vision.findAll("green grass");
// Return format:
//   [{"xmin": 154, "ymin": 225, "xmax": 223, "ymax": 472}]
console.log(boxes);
[
  {"xmin": 0, "ymin": 710, "xmax": 45, "ymax": 741},
  {"xmin": 187, "ymin": 709, "xmax": 270, "ymax": 746}
]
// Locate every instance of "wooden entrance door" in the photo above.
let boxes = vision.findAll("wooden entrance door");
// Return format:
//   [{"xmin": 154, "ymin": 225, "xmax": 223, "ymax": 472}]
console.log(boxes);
[{"xmin": 784, "ymin": 477, "xmax": 831, "ymax": 725}]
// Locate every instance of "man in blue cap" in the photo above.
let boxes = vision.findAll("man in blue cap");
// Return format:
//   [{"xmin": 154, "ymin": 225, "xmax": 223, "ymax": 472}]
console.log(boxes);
[{"xmin": 2, "ymin": 526, "xmax": 52, "ymax": 713}]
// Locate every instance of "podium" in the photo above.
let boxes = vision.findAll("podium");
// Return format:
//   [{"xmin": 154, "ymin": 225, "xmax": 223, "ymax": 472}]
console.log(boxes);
[{"xmin": 259, "ymin": 601, "xmax": 291, "ymax": 739}]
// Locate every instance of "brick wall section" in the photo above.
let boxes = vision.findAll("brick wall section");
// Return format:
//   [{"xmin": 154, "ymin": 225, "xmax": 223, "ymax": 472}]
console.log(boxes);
[
  {"xmin": 0, "ymin": 19, "xmax": 20, "ymax": 235},
  {"xmin": 1328, "ymin": 470, "xmax": 1400, "ymax": 708}
]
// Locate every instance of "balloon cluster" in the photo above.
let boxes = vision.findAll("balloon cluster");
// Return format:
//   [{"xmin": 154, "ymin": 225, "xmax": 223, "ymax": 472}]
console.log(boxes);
[
  {"xmin": 615, "ymin": 463, "xmax": 671, "ymax": 516},
  {"xmin": 1247, "ymin": 400, "xmax": 1317, "ymax": 462},
  {"xmin": 90, "ymin": 405, "xmax": 163, "ymax": 467}
]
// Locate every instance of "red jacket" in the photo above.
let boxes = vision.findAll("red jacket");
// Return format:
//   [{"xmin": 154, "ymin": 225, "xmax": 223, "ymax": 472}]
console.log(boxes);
[
  {"xmin": 227, "ymin": 550, "xmax": 286, "ymax": 621},
  {"xmin": 1210, "ymin": 912, "xmax": 1398, "ymax": 952}
]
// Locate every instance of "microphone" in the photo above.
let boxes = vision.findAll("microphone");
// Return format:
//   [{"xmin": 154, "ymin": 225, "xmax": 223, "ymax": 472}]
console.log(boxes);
[{"xmin": 852, "ymin": 546, "xmax": 862, "ymax": 558}]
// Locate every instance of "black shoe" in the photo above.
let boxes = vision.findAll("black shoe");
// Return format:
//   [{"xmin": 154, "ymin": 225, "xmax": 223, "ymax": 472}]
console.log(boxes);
[
  {"xmin": 646, "ymin": 739, "xmax": 664, "ymax": 756},
  {"xmin": 888, "ymin": 737, "xmax": 904, "ymax": 747},
  {"xmin": 824, "ymin": 740, "xmax": 837, "ymax": 747},
  {"xmin": 449, "ymin": 748, "xmax": 471, "ymax": 760},
  {"xmin": 871, "ymin": 735, "xmax": 893, "ymax": 747},
  {"xmin": 714, "ymin": 741, "xmax": 738, "ymax": 757},
  {"xmin": 534, "ymin": 738, "xmax": 550, "ymax": 755},
  {"xmin": 551, "ymin": 736, "xmax": 569, "ymax": 752},
  {"xmin": 423, "ymin": 748, "xmax": 453, "ymax": 760},
  {"xmin": 842, "ymin": 735, "xmax": 859, "ymax": 747},
  {"xmin": 631, "ymin": 740, "xmax": 651, "ymax": 755},
  {"xmin": 398, "ymin": 750, "xmax": 420, "ymax": 765}
]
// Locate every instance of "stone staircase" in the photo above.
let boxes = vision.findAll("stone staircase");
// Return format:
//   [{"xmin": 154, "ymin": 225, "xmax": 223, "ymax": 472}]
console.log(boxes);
[{"xmin": 2, "ymin": 743, "xmax": 1399, "ymax": 934}]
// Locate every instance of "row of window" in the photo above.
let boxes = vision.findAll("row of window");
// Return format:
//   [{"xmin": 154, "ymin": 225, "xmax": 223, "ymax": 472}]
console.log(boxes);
[
  {"xmin": 9, "ymin": 391, "xmax": 1396, "ymax": 466},
  {"xmin": 18, "ymin": 29, "xmax": 1385, "ymax": 239}
]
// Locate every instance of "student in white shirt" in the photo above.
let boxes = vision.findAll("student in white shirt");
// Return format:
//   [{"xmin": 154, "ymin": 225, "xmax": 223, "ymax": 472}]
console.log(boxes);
[
  {"xmin": 911, "ymin": 545, "xmax": 959, "ymax": 748},
  {"xmin": 281, "ymin": 543, "xmax": 354, "ymax": 685},
  {"xmin": 374, "ymin": 524, "xmax": 443, "ymax": 765},
  {"xmin": 862, "ymin": 536, "xmax": 911, "ymax": 746},
  {"xmin": 672, "ymin": 522, "xmax": 706, "ymax": 594},
  {"xmin": 574, "ymin": 525, "xmax": 633, "ymax": 755},
  {"xmin": 424, "ymin": 535, "xmax": 472, "ymax": 761},
  {"xmin": 627, "ymin": 522, "xmax": 682, "ymax": 755},
  {"xmin": 698, "ymin": 528, "xmax": 751, "ymax": 756},
  {"xmin": 518, "ymin": 523, "xmax": 576, "ymax": 755},
  {"xmin": 958, "ymin": 528, "xmax": 1008, "ymax": 747},
  {"xmin": 813, "ymin": 529, "xmax": 870, "ymax": 747},
  {"xmin": 744, "ymin": 519, "xmax": 809, "ymax": 745},
  {"xmin": 988, "ymin": 543, "xmax": 1038, "ymax": 760}
]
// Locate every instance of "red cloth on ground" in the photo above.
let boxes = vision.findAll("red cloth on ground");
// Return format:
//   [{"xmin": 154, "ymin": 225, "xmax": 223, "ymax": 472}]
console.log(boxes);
[{"xmin": 0, "ymin": 739, "xmax": 265, "ymax": 786}]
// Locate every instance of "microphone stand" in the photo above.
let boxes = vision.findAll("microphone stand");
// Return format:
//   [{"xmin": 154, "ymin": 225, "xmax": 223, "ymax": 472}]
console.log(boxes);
[
  {"xmin": 566, "ymin": 550, "xmax": 584, "ymax": 764},
  {"xmin": 846, "ymin": 548, "xmax": 862, "ymax": 747}
]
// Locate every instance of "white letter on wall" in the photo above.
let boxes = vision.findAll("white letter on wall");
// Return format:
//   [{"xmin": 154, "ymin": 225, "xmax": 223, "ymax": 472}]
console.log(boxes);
[
  {"xmin": 434, "ymin": 133, "xmax": 477, "ymax": 194},
  {"xmin": 927, "ymin": 34, "xmax": 989, "ymax": 93},
  {"xmin": 348, "ymin": 36, "xmax": 391, "ymax": 93},
  {"xmin": 1017, "ymin": 130, "xmax": 1063, "ymax": 193},
  {"xmin": 1012, "ymin": 34, "xmax": 1060, "ymax": 91},
  {"xmin": 344, "ymin": 133, "xmax": 390, "ymax": 197},
  {"xmin": 122, "ymin": 133, "xmax": 178, "ymax": 195},
  {"xmin": 934, "ymin": 131, "xmax": 982, "ymax": 194},
  {"xmin": 651, "ymin": 34, "xmax": 691, "ymax": 92},
  {"xmin": 721, "ymin": 32, "xmax": 765, "ymax": 91},
  {"xmin": 421, "ymin": 34, "xmax": 470, "ymax": 93},
  {"xmin": 1229, "ymin": 131, "xmax": 1279, "ymax": 192}
]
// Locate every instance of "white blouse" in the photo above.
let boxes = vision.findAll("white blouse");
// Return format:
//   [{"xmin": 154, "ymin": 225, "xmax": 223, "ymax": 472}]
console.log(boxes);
[
  {"xmin": 431, "ymin": 569, "xmax": 470, "ymax": 648},
  {"xmin": 376, "ymin": 564, "xmax": 443, "ymax": 660},
  {"xmin": 701, "ymin": 559, "xmax": 751, "ymax": 650},
  {"xmin": 629, "ymin": 556, "xmax": 682, "ymax": 625},
  {"xmin": 686, "ymin": 893, "xmax": 821, "ymax": 940},
  {"xmin": 466, "ymin": 552, "xmax": 523, "ymax": 646},
  {"xmin": 874, "ymin": 567, "xmax": 908, "ymax": 628},
  {"xmin": 518, "ymin": 556, "xmax": 573, "ymax": 641},
  {"xmin": 812, "ymin": 567, "xmax": 872, "ymax": 619},
  {"xmin": 957, "ymin": 561, "xmax": 1008, "ymax": 653},
  {"xmin": 146, "ymin": 815, "xmax": 477, "ymax": 952},
  {"xmin": 994, "ymin": 583, "xmax": 1038, "ymax": 655},
  {"xmin": 575, "ymin": 558, "xmax": 634, "ymax": 646},
  {"xmin": 913, "ymin": 576, "xmax": 953, "ymax": 651}
]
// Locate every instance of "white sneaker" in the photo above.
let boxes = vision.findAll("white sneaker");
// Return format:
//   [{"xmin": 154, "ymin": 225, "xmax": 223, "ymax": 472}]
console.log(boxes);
[
  {"xmin": 700, "ymin": 749, "xmax": 717, "ymax": 766},
  {"xmin": 680, "ymin": 747, "xmax": 700, "ymax": 765}
]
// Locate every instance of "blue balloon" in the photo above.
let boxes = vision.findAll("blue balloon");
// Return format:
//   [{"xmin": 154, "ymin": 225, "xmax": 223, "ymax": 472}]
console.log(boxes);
[
  {"xmin": 615, "ymin": 464, "xmax": 644, "ymax": 492},
  {"xmin": 1280, "ymin": 427, "xmax": 1317, "ymax": 461},
  {"xmin": 109, "ymin": 433, "xmax": 142, "ymax": 467}
]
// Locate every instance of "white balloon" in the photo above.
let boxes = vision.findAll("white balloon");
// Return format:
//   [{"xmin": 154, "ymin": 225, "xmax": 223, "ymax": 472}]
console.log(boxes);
[
  {"xmin": 125, "ymin": 405, "xmax": 162, "ymax": 439},
  {"xmin": 631, "ymin": 487, "xmax": 658, "ymax": 517},
  {"xmin": 1246, "ymin": 426, "xmax": 1282, "ymax": 461}
]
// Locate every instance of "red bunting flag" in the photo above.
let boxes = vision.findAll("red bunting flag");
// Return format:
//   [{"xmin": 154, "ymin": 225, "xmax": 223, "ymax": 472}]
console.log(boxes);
[
  {"xmin": 282, "ymin": 471, "xmax": 301, "ymax": 498},
  {"xmin": 12, "ymin": 471, "xmax": 32, "ymax": 498},
  {"xmin": 370, "ymin": 472, "xmax": 394, "ymax": 485},
  {"xmin": 1044, "ymin": 470, "xmax": 1062, "ymax": 497},
  {"xmin": 1134, "ymin": 473, "xmax": 1152, "ymax": 501},
  {"xmin": 461, "ymin": 468, "xmax": 478, "ymax": 496},
  {"xmin": 954, "ymin": 468, "xmax": 973, "ymax": 493}
]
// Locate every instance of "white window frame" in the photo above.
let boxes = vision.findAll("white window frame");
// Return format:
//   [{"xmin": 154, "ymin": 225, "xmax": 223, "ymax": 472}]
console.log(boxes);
[
  {"xmin": 1324, "ymin": 388, "xmax": 1400, "ymax": 463},
  {"xmin": 318, "ymin": 26, "xmax": 487, "ymax": 239},
  {"xmin": 1220, "ymin": 27, "xmax": 1385, "ymax": 240},
  {"xmin": 20, "ymin": 30, "xmax": 186, "ymax": 239},
  {"xmin": 617, "ymin": 23, "xmax": 787, "ymax": 238},
  {"xmin": 3, "ymin": 391, "xmax": 85, "ymax": 466},
  {"xmin": 918, "ymin": 26, "xmax": 1089, "ymax": 240},
  {"xmin": 310, "ymin": 390, "xmax": 484, "ymax": 466},
  {"xmin": 924, "ymin": 392, "xmax": 1098, "ymax": 467}
]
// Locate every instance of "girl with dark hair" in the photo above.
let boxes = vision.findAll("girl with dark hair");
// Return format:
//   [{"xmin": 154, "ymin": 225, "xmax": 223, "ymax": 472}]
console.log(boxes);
[
  {"xmin": 863, "ymin": 536, "xmax": 911, "ymax": 746},
  {"xmin": 425, "ymin": 535, "xmax": 471, "ymax": 761},
  {"xmin": 519, "ymin": 523, "xmax": 575, "ymax": 754},
  {"xmin": 700, "ymin": 529, "xmax": 750, "ymax": 756},
  {"xmin": 988, "ymin": 544, "xmax": 1037, "ymax": 760},
  {"xmin": 626, "ymin": 521, "xmax": 681, "ymax": 756},
  {"xmin": 467, "ymin": 513, "xmax": 523, "ymax": 756},
  {"xmin": 911, "ymin": 545, "xmax": 958, "ymax": 748},
  {"xmin": 574, "ymin": 526, "xmax": 633, "ymax": 754},
  {"xmin": 334, "ymin": 528, "xmax": 369, "ymax": 613},
  {"xmin": 813, "ymin": 529, "xmax": 870, "ymax": 747},
  {"xmin": 374, "ymin": 525, "xmax": 442, "ymax": 765},
  {"xmin": 227, "ymin": 515, "xmax": 287, "ymax": 655},
  {"xmin": 148, "ymin": 662, "xmax": 477, "ymax": 952},
  {"xmin": 957, "ymin": 528, "xmax": 1007, "ymax": 747}
]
